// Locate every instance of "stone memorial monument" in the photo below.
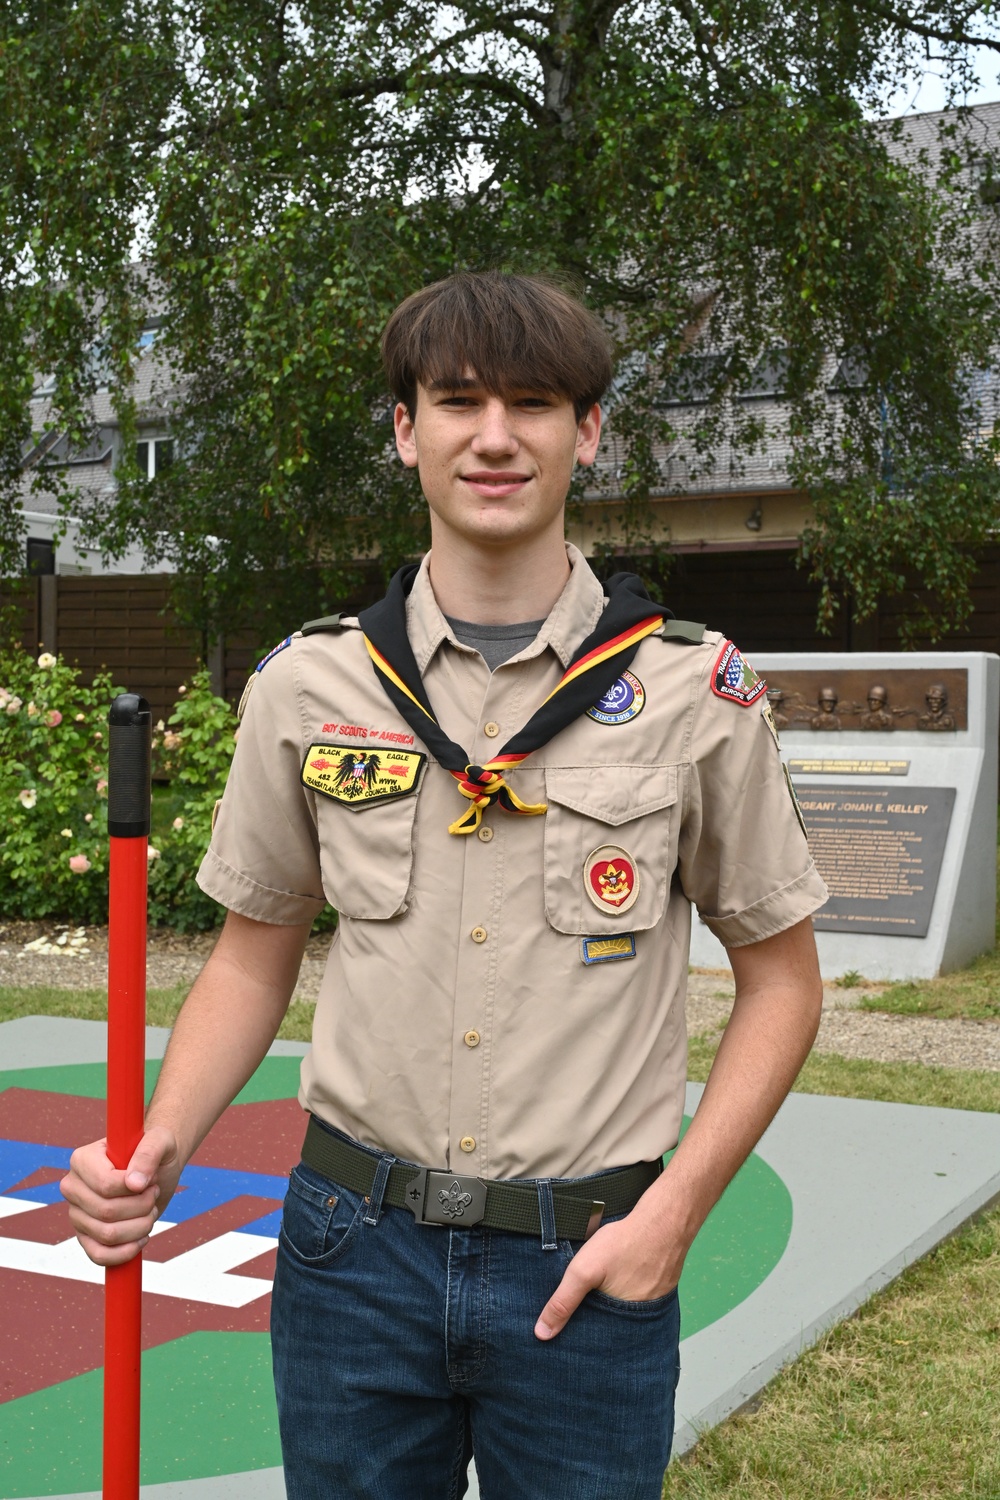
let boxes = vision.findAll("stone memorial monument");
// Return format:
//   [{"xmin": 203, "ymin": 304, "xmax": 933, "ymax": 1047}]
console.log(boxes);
[{"xmin": 689, "ymin": 651, "xmax": 999, "ymax": 980}]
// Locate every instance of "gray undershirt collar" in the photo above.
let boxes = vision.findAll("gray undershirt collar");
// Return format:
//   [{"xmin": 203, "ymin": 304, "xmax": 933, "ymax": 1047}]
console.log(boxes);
[{"xmin": 445, "ymin": 616, "xmax": 546, "ymax": 673}]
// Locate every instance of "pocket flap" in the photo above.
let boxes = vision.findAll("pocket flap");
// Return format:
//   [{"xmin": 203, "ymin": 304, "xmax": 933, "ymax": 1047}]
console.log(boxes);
[{"xmin": 544, "ymin": 765, "xmax": 678, "ymax": 827}]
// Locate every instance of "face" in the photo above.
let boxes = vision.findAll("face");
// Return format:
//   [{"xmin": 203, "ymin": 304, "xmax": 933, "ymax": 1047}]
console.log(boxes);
[
  {"xmin": 394, "ymin": 374, "xmax": 601, "ymax": 551},
  {"xmin": 868, "ymin": 687, "xmax": 887, "ymax": 710},
  {"xmin": 819, "ymin": 689, "xmax": 838, "ymax": 712},
  {"xmin": 927, "ymin": 686, "xmax": 946, "ymax": 712}
]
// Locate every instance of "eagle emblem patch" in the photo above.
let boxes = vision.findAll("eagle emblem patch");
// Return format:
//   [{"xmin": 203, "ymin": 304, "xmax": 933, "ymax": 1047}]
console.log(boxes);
[
  {"xmin": 301, "ymin": 745, "xmax": 426, "ymax": 809},
  {"xmin": 586, "ymin": 670, "xmax": 646, "ymax": 726},
  {"xmin": 711, "ymin": 640, "xmax": 767, "ymax": 706},
  {"xmin": 583, "ymin": 845, "xmax": 641, "ymax": 915}
]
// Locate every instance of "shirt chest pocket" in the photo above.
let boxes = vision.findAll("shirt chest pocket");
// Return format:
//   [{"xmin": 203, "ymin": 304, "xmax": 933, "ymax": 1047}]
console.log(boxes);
[
  {"xmin": 542, "ymin": 765, "xmax": 680, "ymax": 935},
  {"xmin": 313, "ymin": 794, "xmax": 419, "ymax": 920}
]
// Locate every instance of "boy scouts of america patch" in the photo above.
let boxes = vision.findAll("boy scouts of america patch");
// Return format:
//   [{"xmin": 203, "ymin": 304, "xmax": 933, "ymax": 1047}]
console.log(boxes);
[
  {"xmin": 586, "ymin": 670, "xmax": 645, "ymax": 726},
  {"xmin": 301, "ymin": 745, "xmax": 426, "ymax": 809},
  {"xmin": 711, "ymin": 640, "xmax": 767, "ymax": 706},
  {"xmin": 584, "ymin": 845, "xmax": 640, "ymax": 915}
]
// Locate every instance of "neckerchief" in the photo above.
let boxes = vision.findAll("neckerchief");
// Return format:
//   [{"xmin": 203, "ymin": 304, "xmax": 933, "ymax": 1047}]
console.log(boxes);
[{"xmin": 358, "ymin": 566, "xmax": 672, "ymax": 834}]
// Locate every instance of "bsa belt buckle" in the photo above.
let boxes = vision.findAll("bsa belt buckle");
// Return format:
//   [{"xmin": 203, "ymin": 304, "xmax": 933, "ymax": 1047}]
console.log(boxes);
[{"xmin": 403, "ymin": 1168, "xmax": 487, "ymax": 1227}]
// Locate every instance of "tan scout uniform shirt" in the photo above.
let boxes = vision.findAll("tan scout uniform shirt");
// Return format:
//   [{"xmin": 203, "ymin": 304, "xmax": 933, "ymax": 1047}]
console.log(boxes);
[{"xmin": 198, "ymin": 545, "xmax": 828, "ymax": 1180}]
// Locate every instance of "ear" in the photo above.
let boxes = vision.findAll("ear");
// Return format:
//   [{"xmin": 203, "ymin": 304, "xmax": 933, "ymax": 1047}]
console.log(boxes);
[
  {"xmin": 575, "ymin": 404, "xmax": 602, "ymax": 467},
  {"xmin": 394, "ymin": 401, "xmax": 419, "ymax": 468}
]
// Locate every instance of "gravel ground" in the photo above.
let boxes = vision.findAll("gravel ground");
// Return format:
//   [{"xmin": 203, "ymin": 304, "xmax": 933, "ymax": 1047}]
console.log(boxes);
[
  {"xmin": 2, "ymin": 922, "xmax": 999, "ymax": 1073},
  {"xmin": 686, "ymin": 969, "xmax": 1000, "ymax": 1073}
]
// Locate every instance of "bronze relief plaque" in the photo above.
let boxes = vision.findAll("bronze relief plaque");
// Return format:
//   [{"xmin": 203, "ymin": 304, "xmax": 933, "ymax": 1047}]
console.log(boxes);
[{"xmin": 764, "ymin": 668, "xmax": 967, "ymax": 733}]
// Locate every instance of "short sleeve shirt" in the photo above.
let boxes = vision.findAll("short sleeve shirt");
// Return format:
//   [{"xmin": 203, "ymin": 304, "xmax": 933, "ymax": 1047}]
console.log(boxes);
[{"xmin": 198, "ymin": 545, "xmax": 828, "ymax": 1179}]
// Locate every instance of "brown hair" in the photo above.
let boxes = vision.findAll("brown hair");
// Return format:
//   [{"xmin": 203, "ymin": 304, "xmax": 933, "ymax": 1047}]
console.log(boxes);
[{"xmin": 381, "ymin": 271, "xmax": 613, "ymax": 419}]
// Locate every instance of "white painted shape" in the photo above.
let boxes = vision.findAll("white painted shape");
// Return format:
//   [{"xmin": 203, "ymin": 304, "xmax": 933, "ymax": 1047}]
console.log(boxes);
[
  {"xmin": 672, "ymin": 1083, "xmax": 1000, "ymax": 1455},
  {"xmin": 0, "ymin": 1193, "xmax": 45, "ymax": 1219},
  {"xmin": 0, "ymin": 1225, "xmax": 275, "ymax": 1307}
]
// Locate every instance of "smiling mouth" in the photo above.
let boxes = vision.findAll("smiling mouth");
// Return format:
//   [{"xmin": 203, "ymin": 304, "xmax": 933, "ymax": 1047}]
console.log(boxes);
[{"xmin": 461, "ymin": 471, "xmax": 532, "ymax": 493}]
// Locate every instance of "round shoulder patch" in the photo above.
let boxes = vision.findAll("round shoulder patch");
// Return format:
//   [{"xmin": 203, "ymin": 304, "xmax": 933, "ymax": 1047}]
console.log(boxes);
[
  {"xmin": 711, "ymin": 640, "xmax": 767, "ymax": 706},
  {"xmin": 586, "ymin": 670, "xmax": 645, "ymax": 726}
]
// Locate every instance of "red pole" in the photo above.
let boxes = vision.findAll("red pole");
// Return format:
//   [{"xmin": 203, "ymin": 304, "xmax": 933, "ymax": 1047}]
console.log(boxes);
[{"xmin": 103, "ymin": 694, "xmax": 152, "ymax": 1500}]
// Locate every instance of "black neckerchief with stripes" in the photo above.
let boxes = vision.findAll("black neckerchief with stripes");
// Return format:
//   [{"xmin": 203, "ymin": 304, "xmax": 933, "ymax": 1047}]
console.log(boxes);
[{"xmin": 358, "ymin": 565, "xmax": 673, "ymax": 834}]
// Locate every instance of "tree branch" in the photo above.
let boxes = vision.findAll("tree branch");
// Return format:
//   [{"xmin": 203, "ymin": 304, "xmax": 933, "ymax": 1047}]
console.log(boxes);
[
  {"xmin": 335, "ymin": 68, "xmax": 547, "ymax": 123},
  {"xmin": 858, "ymin": 1, "xmax": 1000, "ymax": 55}
]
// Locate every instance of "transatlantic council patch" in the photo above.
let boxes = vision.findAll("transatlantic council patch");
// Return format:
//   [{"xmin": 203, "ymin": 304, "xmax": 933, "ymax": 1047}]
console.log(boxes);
[
  {"xmin": 584, "ymin": 845, "xmax": 640, "ymax": 915},
  {"xmin": 301, "ymin": 745, "xmax": 426, "ymax": 809},
  {"xmin": 586, "ymin": 670, "xmax": 646, "ymax": 726},
  {"xmin": 581, "ymin": 933, "xmax": 637, "ymax": 964},
  {"xmin": 712, "ymin": 640, "xmax": 768, "ymax": 706}
]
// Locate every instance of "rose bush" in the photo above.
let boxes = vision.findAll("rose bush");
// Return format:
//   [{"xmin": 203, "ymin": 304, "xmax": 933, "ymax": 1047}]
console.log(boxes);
[
  {"xmin": 0, "ymin": 654, "xmax": 253, "ymax": 929},
  {"xmin": 0, "ymin": 652, "xmax": 123, "ymax": 922}
]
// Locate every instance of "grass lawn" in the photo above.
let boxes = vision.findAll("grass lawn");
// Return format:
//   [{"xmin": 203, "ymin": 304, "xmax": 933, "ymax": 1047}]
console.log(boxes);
[{"xmin": 0, "ymin": 984, "xmax": 318, "ymax": 1042}]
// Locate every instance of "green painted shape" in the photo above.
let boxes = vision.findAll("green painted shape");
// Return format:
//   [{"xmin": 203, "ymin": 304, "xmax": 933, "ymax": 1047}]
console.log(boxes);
[
  {"xmin": 669, "ymin": 1117, "xmax": 794, "ymax": 1339},
  {"xmin": 0, "ymin": 1054, "xmax": 302, "ymax": 1105},
  {"xmin": 0, "ymin": 1332, "xmax": 280, "ymax": 1497}
]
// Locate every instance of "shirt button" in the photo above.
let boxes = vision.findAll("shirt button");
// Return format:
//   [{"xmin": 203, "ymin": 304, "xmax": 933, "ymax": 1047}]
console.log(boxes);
[
  {"xmin": 464, "ymin": 1030, "xmax": 481, "ymax": 1048},
  {"xmin": 484, "ymin": 721, "xmax": 500, "ymax": 738},
  {"xmin": 470, "ymin": 926, "xmax": 488, "ymax": 943},
  {"xmin": 477, "ymin": 826, "xmax": 494, "ymax": 843},
  {"xmin": 460, "ymin": 1136, "xmax": 477, "ymax": 1153}
]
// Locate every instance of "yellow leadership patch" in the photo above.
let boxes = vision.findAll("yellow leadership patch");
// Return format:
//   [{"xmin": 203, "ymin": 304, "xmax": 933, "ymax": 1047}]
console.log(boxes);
[{"xmin": 301, "ymin": 744, "xmax": 426, "ymax": 809}]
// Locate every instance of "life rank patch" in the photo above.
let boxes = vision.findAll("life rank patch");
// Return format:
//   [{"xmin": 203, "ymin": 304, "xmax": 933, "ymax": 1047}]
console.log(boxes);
[
  {"xmin": 587, "ymin": 671, "xmax": 645, "ymax": 726},
  {"xmin": 584, "ymin": 845, "xmax": 640, "ymax": 915},
  {"xmin": 581, "ymin": 933, "xmax": 637, "ymax": 964},
  {"xmin": 301, "ymin": 745, "xmax": 426, "ymax": 809},
  {"xmin": 712, "ymin": 640, "xmax": 767, "ymax": 706}
]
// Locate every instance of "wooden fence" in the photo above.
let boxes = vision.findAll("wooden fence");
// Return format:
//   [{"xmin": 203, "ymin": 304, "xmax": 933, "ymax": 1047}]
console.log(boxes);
[{"xmin": 2, "ymin": 551, "xmax": 999, "ymax": 727}]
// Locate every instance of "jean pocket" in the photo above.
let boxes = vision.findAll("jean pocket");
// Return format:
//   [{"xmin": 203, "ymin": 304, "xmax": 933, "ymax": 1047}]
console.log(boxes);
[
  {"xmin": 586, "ymin": 1285, "xmax": 679, "ymax": 1317},
  {"xmin": 279, "ymin": 1164, "xmax": 366, "ymax": 1267}
]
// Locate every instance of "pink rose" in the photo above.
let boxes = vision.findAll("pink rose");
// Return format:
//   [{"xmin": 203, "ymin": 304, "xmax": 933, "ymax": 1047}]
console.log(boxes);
[
  {"xmin": 45, "ymin": 709, "xmax": 62, "ymax": 728},
  {"xmin": 96, "ymin": 779, "xmax": 108, "ymax": 796},
  {"xmin": 69, "ymin": 854, "xmax": 91, "ymax": 874}
]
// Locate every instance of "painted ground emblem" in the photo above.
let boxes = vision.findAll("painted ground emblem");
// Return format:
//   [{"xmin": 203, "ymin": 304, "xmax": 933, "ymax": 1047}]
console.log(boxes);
[
  {"xmin": 584, "ymin": 845, "xmax": 640, "ymax": 915},
  {"xmin": 587, "ymin": 670, "xmax": 646, "ymax": 726},
  {"xmin": 711, "ymin": 640, "xmax": 768, "ymax": 706}
]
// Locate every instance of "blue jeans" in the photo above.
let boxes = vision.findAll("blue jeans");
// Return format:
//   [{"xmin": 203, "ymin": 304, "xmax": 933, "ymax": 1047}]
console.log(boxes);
[{"xmin": 271, "ymin": 1136, "xmax": 681, "ymax": 1499}]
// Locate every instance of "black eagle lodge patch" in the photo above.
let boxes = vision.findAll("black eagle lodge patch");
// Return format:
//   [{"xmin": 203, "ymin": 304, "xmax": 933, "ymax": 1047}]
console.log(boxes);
[{"xmin": 301, "ymin": 744, "xmax": 426, "ymax": 809}]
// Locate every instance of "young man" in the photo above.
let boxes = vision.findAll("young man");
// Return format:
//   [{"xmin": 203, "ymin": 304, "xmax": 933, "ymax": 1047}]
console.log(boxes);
[{"xmin": 62, "ymin": 272, "xmax": 827, "ymax": 1499}]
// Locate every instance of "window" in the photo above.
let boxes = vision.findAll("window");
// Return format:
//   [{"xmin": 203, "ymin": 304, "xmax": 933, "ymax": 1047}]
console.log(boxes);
[
  {"xmin": 828, "ymin": 350, "xmax": 870, "ymax": 393},
  {"xmin": 656, "ymin": 353, "xmax": 733, "ymax": 407},
  {"xmin": 135, "ymin": 438, "xmax": 174, "ymax": 479},
  {"xmin": 30, "ymin": 374, "xmax": 56, "ymax": 401},
  {"xmin": 26, "ymin": 538, "xmax": 55, "ymax": 576},
  {"xmin": 739, "ymin": 348, "xmax": 791, "ymax": 400}
]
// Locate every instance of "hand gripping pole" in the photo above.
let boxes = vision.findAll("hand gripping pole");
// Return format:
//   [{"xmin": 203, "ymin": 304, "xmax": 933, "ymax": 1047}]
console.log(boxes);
[{"xmin": 104, "ymin": 694, "xmax": 152, "ymax": 1500}]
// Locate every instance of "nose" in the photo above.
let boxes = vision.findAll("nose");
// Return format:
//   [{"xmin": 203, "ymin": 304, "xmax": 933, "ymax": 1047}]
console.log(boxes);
[{"xmin": 471, "ymin": 397, "xmax": 519, "ymax": 457}]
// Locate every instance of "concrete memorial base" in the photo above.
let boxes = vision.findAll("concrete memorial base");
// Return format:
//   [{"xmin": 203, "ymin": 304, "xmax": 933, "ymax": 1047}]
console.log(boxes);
[
  {"xmin": 3, "ymin": 1019, "xmax": 1000, "ymax": 1498},
  {"xmin": 690, "ymin": 650, "xmax": 1000, "ymax": 980}
]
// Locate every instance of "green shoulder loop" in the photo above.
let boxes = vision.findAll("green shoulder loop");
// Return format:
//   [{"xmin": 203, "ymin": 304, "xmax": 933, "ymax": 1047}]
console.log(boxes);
[
  {"xmin": 658, "ymin": 619, "xmax": 706, "ymax": 645},
  {"xmin": 301, "ymin": 613, "xmax": 343, "ymax": 636}
]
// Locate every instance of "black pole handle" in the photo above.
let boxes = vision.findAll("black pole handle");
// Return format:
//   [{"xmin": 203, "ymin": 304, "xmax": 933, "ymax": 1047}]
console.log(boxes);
[{"xmin": 108, "ymin": 694, "xmax": 152, "ymax": 838}]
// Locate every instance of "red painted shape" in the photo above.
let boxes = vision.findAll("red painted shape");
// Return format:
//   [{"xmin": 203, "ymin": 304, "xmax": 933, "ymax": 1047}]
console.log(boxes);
[
  {"xmin": 190, "ymin": 1096, "xmax": 306, "ymax": 1176},
  {"xmin": 0, "ymin": 1201, "xmax": 74, "ymax": 1245},
  {"xmin": 231, "ymin": 1247, "xmax": 278, "ymax": 1281},
  {"xmin": 0, "ymin": 1087, "xmax": 105, "ymax": 1147},
  {"xmin": 0, "ymin": 1268, "xmax": 271, "ymax": 1404},
  {"xmin": 143, "ymin": 1195, "xmax": 282, "ymax": 1263},
  {"xmin": 0, "ymin": 1089, "xmax": 304, "ymax": 1175},
  {"xmin": 3, "ymin": 1166, "xmax": 67, "ymax": 1194}
]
